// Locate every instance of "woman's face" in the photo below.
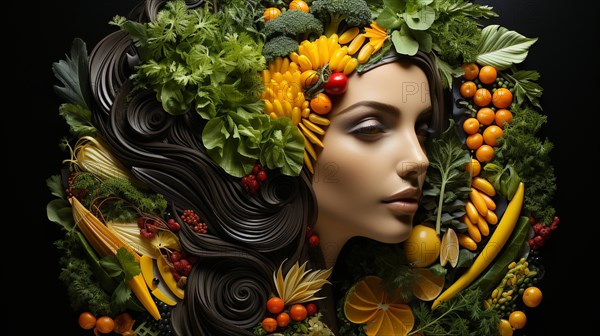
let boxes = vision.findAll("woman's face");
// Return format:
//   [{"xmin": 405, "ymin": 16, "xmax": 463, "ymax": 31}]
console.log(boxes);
[{"xmin": 312, "ymin": 61, "xmax": 432, "ymax": 246}]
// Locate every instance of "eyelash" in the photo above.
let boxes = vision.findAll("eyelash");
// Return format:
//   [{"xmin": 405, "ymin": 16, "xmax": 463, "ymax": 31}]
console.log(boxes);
[{"xmin": 350, "ymin": 119, "xmax": 433, "ymax": 142}]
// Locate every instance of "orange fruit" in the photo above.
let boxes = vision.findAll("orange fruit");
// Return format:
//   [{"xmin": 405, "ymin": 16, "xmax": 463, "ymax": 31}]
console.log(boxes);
[
  {"xmin": 475, "ymin": 144, "xmax": 494, "ymax": 162},
  {"xmin": 411, "ymin": 268, "xmax": 445, "ymax": 301},
  {"xmin": 462, "ymin": 63, "xmax": 479, "ymax": 80},
  {"xmin": 476, "ymin": 107, "xmax": 495, "ymax": 126},
  {"xmin": 310, "ymin": 93, "xmax": 332, "ymax": 114},
  {"xmin": 289, "ymin": 0, "xmax": 309, "ymax": 12},
  {"xmin": 404, "ymin": 225, "xmax": 440, "ymax": 267},
  {"xmin": 498, "ymin": 319, "xmax": 513, "ymax": 336},
  {"xmin": 495, "ymin": 109, "xmax": 513, "ymax": 128},
  {"xmin": 478, "ymin": 65, "xmax": 497, "ymax": 84},
  {"xmin": 344, "ymin": 276, "xmax": 415, "ymax": 336},
  {"xmin": 300, "ymin": 70, "xmax": 319, "ymax": 88},
  {"xmin": 473, "ymin": 88, "xmax": 492, "ymax": 107},
  {"xmin": 262, "ymin": 317, "xmax": 277, "ymax": 332},
  {"xmin": 508, "ymin": 310, "xmax": 527, "ymax": 329},
  {"xmin": 492, "ymin": 88, "xmax": 513, "ymax": 108},
  {"xmin": 460, "ymin": 81, "xmax": 477, "ymax": 98},
  {"xmin": 263, "ymin": 7, "xmax": 281, "ymax": 21},
  {"xmin": 466, "ymin": 133, "xmax": 483, "ymax": 150},
  {"xmin": 462, "ymin": 117, "xmax": 480, "ymax": 135},
  {"xmin": 482, "ymin": 125, "xmax": 503, "ymax": 146},
  {"xmin": 522, "ymin": 286, "xmax": 543, "ymax": 307},
  {"xmin": 464, "ymin": 158, "xmax": 481, "ymax": 176}
]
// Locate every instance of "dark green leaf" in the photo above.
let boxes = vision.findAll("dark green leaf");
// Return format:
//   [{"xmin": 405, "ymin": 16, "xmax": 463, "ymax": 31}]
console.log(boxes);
[
  {"xmin": 116, "ymin": 247, "xmax": 140, "ymax": 280},
  {"xmin": 47, "ymin": 175, "xmax": 65, "ymax": 199},
  {"xmin": 111, "ymin": 281, "xmax": 133, "ymax": 312},
  {"xmin": 58, "ymin": 103, "xmax": 96, "ymax": 136},
  {"xmin": 100, "ymin": 255, "xmax": 123, "ymax": 278},
  {"xmin": 47, "ymin": 199, "xmax": 74, "ymax": 230},
  {"xmin": 377, "ymin": 7, "xmax": 403, "ymax": 30},
  {"xmin": 52, "ymin": 38, "xmax": 91, "ymax": 108}
]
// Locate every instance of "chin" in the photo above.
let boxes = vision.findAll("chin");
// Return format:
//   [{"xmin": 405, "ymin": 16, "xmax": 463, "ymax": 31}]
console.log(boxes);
[{"xmin": 366, "ymin": 219, "xmax": 413, "ymax": 244}]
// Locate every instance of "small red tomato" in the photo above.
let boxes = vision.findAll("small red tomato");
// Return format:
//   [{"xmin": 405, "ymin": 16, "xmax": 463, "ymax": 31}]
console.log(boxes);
[
  {"xmin": 266, "ymin": 297, "xmax": 285, "ymax": 314},
  {"xmin": 262, "ymin": 317, "xmax": 278, "ymax": 332},
  {"xmin": 289, "ymin": 304, "xmax": 308, "ymax": 321},
  {"xmin": 324, "ymin": 72, "xmax": 348, "ymax": 95},
  {"xmin": 306, "ymin": 303, "xmax": 318, "ymax": 315},
  {"xmin": 276, "ymin": 312, "xmax": 291, "ymax": 327}
]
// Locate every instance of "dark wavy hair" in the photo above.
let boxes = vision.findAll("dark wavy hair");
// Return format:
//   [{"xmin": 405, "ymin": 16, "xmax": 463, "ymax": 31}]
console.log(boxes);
[{"xmin": 86, "ymin": 1, "xmax": 447, "ymax": 334}]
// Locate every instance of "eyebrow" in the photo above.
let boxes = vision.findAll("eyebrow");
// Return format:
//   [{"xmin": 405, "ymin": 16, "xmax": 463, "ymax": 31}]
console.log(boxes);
[{"xmin": 336, "ymin": 100, "xmax": 433, "ymax": 121}]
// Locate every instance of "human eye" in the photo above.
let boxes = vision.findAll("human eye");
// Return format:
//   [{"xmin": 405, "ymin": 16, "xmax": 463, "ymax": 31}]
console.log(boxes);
[{"xmin": 349, "ymin": 117, "xmax": 386, "ymax": 141}]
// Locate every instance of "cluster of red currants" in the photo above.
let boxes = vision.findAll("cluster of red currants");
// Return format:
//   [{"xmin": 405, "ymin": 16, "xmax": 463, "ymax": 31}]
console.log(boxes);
[
  {"xmin": 528, "ymin": 216, "xmax": 559, "ymax": 250},
  {"xmin": 241, "ymin": 163, "xmax": 268, "ymax": 194}
]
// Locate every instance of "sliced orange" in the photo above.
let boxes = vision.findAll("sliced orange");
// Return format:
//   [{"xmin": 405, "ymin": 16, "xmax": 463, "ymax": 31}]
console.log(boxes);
[
  {"xmin": 411, "ymin": 268, "xmax": 445, "ymax": 302},
  {"xmin": 440, "ymin": 228, "xmax": 459, "ymax": 267},
  {"xmin": 344, "ymin": 276, "xmax": 414, "ymax": 336}
]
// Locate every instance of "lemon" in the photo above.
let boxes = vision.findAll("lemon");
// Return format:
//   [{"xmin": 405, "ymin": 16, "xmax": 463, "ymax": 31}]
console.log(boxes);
[{"xmin": 404, "ymin": 225, "xmax": 440, "ymax": 267}]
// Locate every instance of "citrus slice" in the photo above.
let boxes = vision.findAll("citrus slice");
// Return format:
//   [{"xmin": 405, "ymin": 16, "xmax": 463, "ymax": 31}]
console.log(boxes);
[
  {"xmin": 344, "ymin": 276, "xmax": 414, "ymax": 336},
  {"xmin": 411, "ymin": 268, "xmax": 445, "ymax": 301},
  {"xmin": 440, "ymin": 228, "xmax": 459, "ymax": 267}
]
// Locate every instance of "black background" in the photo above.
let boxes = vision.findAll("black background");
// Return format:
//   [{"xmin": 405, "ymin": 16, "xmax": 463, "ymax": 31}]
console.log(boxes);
[{"xmin": 9, "ymin": 0, "xmax": 598, "ymax": 334}]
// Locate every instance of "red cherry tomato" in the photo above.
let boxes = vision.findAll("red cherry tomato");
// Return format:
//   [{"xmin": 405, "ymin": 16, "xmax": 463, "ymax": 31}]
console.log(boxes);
[
  {"xmin": 266, "ymin": 297, "xmax": 285, "ymax": 314},
  {"xmin": 306, "ymin": 303, "xmax": 318, "ymax": 315},
  {"xmin": 324, "ymin": 72, "xmax": 348, "ymax": 95},
  {"xmin": 289, "ymin": 304, "xmax": 308, "ymax": 321}
]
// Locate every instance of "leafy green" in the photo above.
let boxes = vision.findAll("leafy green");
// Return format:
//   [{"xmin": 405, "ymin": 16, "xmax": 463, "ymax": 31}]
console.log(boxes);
[
  {"xmin": 475, "ymin": 25, "xmax": 538, "ymax": 70},
  {"xmin": 490, "ymin": 105, "xmax": 556, "ymax": 224},
  {"xmin": 52, "ymin": 38, "xmax": 92, "ymax": 109},
  {"xmin": 481, "ymin": 163, "xmax": 520, "ymax": 200},
  {"xmin": 377, "ymin": 0, "xmax": 496, "ymax": 67},
  {"xmin": 260, "ymin": 117, "xmax": 305, "ymax": 176},
  {"xmin": 55, "ymin": 231, "xmax": 114, "ymax": 316},
  {"xmin": 58, "ymin": 103, "xmax": 96, "ymax": 136},
  {"xmin": 412, "ymin": 288, "xmax": 500, "ymax": 335},
  {"xmin": 47, "ymin": 199, "xmax": 74, "ymax": 230},
  {"xmin": 504, "ymin": 69, "xmax": 544, "ymax": 110},
  {"xmin": 114, "ymin": 0, "xmax": 304, "ymax": 177},
  {"xmin": 421, "ymin": 119, "xmax": 472, "ymax": 234},
  {"xmin": 100, "ymin": 248, "xmax": 141, "ymax": 281},
  {"xmin": 47, "ymin": 174, "xmax": 65, "ymax": 199},
  {"xmin": 71, "ymin": 172, "xmax": 167, "ymax": 221}
]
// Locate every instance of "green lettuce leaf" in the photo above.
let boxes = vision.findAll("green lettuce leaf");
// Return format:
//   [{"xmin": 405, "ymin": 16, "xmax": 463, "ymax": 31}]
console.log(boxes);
[
  {"xmin": 58, "ymin": 103, "xmax": 96, "ymax": 136},
  {"xmin": 260, "ymin": 118, "xmax": 305, "ymax": 176},
  {"xmin": 476, "ymin": 25, "xmax": 538, "ymax": 70}
]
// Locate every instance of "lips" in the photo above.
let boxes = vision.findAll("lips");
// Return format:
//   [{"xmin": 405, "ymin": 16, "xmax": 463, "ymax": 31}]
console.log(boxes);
[{"xmin": 382, "ymin": 188, "xmax": 421, "ymax": 215}]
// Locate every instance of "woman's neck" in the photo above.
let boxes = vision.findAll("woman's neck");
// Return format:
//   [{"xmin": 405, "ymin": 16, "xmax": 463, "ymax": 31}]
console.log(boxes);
[{"xmin": 313, "ymin": 215, "xmax": 354, "ymax": 268}]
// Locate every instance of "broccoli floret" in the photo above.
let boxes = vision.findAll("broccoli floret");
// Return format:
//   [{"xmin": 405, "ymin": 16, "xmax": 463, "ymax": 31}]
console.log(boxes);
[
  {"xmin": 262, "ymin": 35, "xmax": 300, "ymax": 61},
  {"xmin": 310, "ymin": 0, "xmax": 372, "ymax": 36},
  {"xmin": 263, "ymin": 9, "xmax": 324, "ymax": 40}
]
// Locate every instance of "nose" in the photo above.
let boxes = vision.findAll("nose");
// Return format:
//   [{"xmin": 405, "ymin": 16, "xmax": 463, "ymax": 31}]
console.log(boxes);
[{"xmin": 395, "ymin": 132, "xmax": 429, "ymax": 183}]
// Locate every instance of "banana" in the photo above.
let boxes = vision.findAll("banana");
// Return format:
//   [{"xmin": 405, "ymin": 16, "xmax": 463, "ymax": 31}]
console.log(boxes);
[
  {"xmin": 458, "ymin": 233, "xmax": 478, "ymax": 251},
  {"xmin": 343, "ymin": 58, "xmax": 359, "ymax": 75},
  {"xmin": 309, "ymin": 113, "xmax": 331, "ymax": 126},
  {"xmin": 140, "ymin": 254, "xmax": 158, "ymax": 291},
  {"xmin": 477, "ymin": 216, "xmax": 490, "ymax": 236},
  {"xmin": 339, "ymin": 27, "xmax": 360, "ymax": 44},
  {"xmin": 347, "ymin": 33, "xmax": 366, "ymax": 55},
  {"xmin": 470, "ymin": 188, "xmax": 489, "ymax": 217},
  {"xmin": 464, "ymin": 215, "xmax": 482, "ymax": 243},
  {"xmin": 480, "ymin": 192, "xmax": 496, "ymax": 210},
  {"xmin": 472, "ymin": 176, "xmax": 496, "ymax": 196},
  {"xmin": 357, "ymin": 43, "xmax": 375, "ymax": 64},
  {"xmin": 303, "ymin": 151, "xmax": 315, "ymax": 174},
  {"xmin": 299, "ymin": 123, "xmax": 324, "ymax": 148},
  {"xmin": 485, "ymin": 209, "xmax": 498, "ymax": 225},
  {"xmin": 297, "ymin": 55, "xmax": 313, "ymax": 72},
  {"xmin": 465, "ymin": 200, "xmax": 480, "ymax": 225},
  {"xmin": 302, "ymin": 119, "xmax": 326, "ymax": 135},
  {"xmin": 303, "ymin": 134, "xmax": 317, "ymax": 160}
]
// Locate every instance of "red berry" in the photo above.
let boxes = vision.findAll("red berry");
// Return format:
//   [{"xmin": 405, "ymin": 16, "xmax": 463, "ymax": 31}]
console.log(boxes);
[
  {"xmin": 137, "ymin": 217, "xmax": 146, "ymax": 228},
  {"xmin": 248, "ymin": 179, "xmax": 259, "ymax": 191},
  {"xmin": 172, "ymin": 270, "xmax": 181, "ymax": 282},
  {"xmin": 532, "ymin": 223, "xmax": 543, "ymax": 234},
  {"xmin": 257, "ymin": 170, "xmax": 267, "ymax": 182},
  {"xmin": 241, "ymin": 176, "xmax": 249, "ymax": 185},
  {"xmin": 166, "ymin": 218, "xmax": 181, "ymax": 232},
  {"xmin": 540, "ymin": 227, "xmax": 551, "ymax": 239},
  {"xmin": 306, "ymin": 303, "xmax": 317, "ymax": 315},
  {"xmin": 140, "ymin": 228, "xmax": 156, "ymax": 240},
  {"xmin": 252, "ymin": 163, "xmax": 261, "ymax": 175},
  {"xmin": 308, "ymin": 234, "xmax": 320, "ymax": 247},
  {"xmin": 170, "ymin": 251, "xmax": 182, "ymax": 262}
]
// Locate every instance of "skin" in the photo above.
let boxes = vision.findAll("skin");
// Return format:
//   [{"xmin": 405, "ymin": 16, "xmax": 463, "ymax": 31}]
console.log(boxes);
[{"xmin": 312, "ymin": 62, "xmax": 432, "ymax": 268}]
